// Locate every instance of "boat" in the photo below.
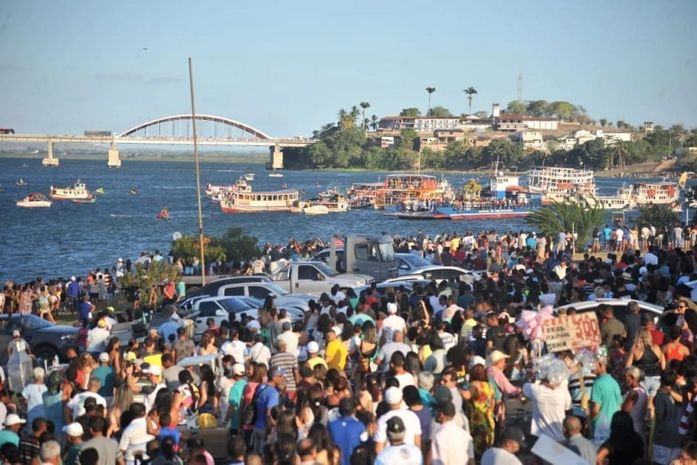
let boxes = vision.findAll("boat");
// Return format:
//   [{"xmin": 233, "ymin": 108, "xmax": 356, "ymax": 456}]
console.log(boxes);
[
  {"xmin": 72, "ymin": 193, "xmax": 96, "ymax": 204},
  {"xmin": 128, "ymin": 187, "xmax": 138, "ymax": 195},
  {"xmin": 220, "ymin": 188, "xmax": 300, "ymax": 213},
  {"xmin": 243, "ymin": 173, "xmax": 255, "ymax": 181},
  {"xmin": 16, "ymin": 178, "xmax": 26, "ymax": 186},
  {"xmin": 303, "ymin": 204, "xmax": 329, "ymax": 215},
  {"xmin": 269, "ymin": 172, "xmax": 284, "ymax": 178},
  {"xmin": 630, "ymin": 182, "xmax": 679, "ymax": 206},
  {"xmin": 156, "ymin": 208, "xmax": 170, "ymax": 220},
  {"xmin": 527, "ymin": 166, "xmax": 596, "ymax": 202},
  {"xmin": 16, "ymin": 193, "xmax": 52, "ymax": 208},
  {"xmin": 206, "ymin": 177, "xmax": 253, "ymax": 202},
  {"xmin": 95, "ymin": 187, "xmax": 105, "ymax": 195},
  {"xmin": 373, "ymin": 174, "xmax": 452, "ymax": 208},
  {"xmin": 50, "ymin": 180, "xmax": 92, "ymax": 200}
]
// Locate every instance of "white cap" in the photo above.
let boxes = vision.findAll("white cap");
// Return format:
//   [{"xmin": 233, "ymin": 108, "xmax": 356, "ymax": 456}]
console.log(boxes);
[
  {"xmin": 63, "ymin": 422, "xmax": 84, "ymax": 437},
  {"xmin": 245, "ymin": 320, "xmax": 261, "ymax": 331},
  {"xmin": 384, "ymin": 386, "xmax": 403, "ymax": 405},
  {"xmin": 232, "ymin": 363, "xmax": 245, "ymax": 376},
  {"xmin": 386, "ymin": 302, "xmax": 398, "ymax": 314},
  {"xmin": 12, "ymin": 330, "xmax": 20, "ymax": 338},
  {"xmin": 639, "ymin": 266, "xmax": 648, "ymax": 275},
  {"xmin": 142, "ymin": 365, "xmax": 162, "ymax": 376},
  {"xmin": 99, "ymin": 352, "xmax": 110, "ymax": 363},
  {"xmin": 307, "ymin": 341, "xmax": 319, "ymax": 353},
  {"xmin": 70, "ymin": 276, "xmax": 76, "ymax": 281},
  {"xmin": 469, "ymin": 355, "xmax": 487, "ymax": 368},
  {"xmin": 5, "ymin": 414, "xmax": 25, "ymax": 426}
]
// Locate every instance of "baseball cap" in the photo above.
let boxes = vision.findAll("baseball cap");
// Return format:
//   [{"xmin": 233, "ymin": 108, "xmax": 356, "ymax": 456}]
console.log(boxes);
[
  {"xmin": 502, "ymin": 426, "xmax": 527, "ymax": 448},
  {"xmin": 70, "ymin": 276, "xmax": 76, "ymax": 281},
  {"xmin": 5, "ymin": 414, "xmax": 25, "ymax": 426},
  {"xmin": 99, "ymin": 352, "xmax": 110, "ymax": 363},
  {"xmin": 386, "ymin": 302, "xmax": 398, "ymax": 314},
  {"xmin": 487, "ymin": 350, "xmax": 510, "ymax": 366},
  {"xmin": 384, "ymin": 386, "xmax": 403, "ymax": 405},
  {"xmin": 142, "ymin": 365, "xmax": 162, "ymax": 376},
  {"xmin": 437, "ymin": 401, "xmax": 456, "ymax": 417},
  {"xmin": 245, "ymin": 320, "xmax": 261, "ymax": 331},
  {"xmin": 232, "ymin": 363, "xmax": 245, "ymax": 376},
  {"xmin": 106, "ymin": 305, "xmax": 115, "ymax": 312},
  {"xmin": 63, "ymin": 422, "xmax": 84, "ymax": 437},
  {"xmin": 307, "ymin": 341, "xmax": 319, "ymax": 353},
  {"xmin": 433, "ymin": 386, "xmax": 453, "ymax": 404},
  {"xmin": 386, "ymin": 416, "xmax": 406, "ymax": 436}
]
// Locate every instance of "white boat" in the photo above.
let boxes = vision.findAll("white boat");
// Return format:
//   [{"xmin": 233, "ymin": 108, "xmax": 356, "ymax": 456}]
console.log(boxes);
[
  {"xmin": 303, "ymin": 204, "xmax": 329, "ymax": 215},
  {"xmin": 50, "ymin": 180, "xmax": 92, "ymax": 200},
  {"xmin": 631, "ymin": 182, "xmax": 679, "ymax": 206},
  {"xmin": 15, "ymin": 178, "xmax": 26, "ymax": 186},
  {"xmin": 220, "ymin": 188, "xmax": 300, "ymax": 213},
  {"xmin": 269, "ymin": 172, "xmax": 284, "ymax": 178},
  {"xmin": 243, "ymin": 173, "xmax": 255, "ymax": 181},
  {"xmin": 17, "ymin": 193, "xmax": 52, "ymax": 208},
  {"xmin": 527, "ymin": 166, "xmax": 596, "ymax": 202}
]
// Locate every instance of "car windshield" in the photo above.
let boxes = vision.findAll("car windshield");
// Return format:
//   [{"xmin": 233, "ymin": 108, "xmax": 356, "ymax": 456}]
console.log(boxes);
[
  {"xmin": 23, "ymin": 314, "xmax": 52, "ymax": 330},
  {"xmin": 219, "ymin": 298, "xmax": 253, "ymax": 313},
  {"xmin": 401, "ymin": 254, "xmax": 430, "ymax": 268},
  {"xmin": 240, "ymin": 297, "xmax": 264, "ymax": 307},
  {"xmin": 314, "ymin": 262, "xmax": 338, "ymax": 277},
  {"xmin": 265, "ymin": 283, "xmax": 290, "ymax": 296},
  {"xmin": 379, "ymin": 242, "xmax": 395, "ymax": 262}
]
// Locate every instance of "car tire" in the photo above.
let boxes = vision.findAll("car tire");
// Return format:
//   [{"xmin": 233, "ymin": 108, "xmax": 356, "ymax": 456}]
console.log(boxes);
[{"xmin": 33, "ymin": 345, "xmax": 58, "ymax": 363}]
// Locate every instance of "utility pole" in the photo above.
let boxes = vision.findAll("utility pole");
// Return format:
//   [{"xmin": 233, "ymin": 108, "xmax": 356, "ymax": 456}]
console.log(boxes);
[
  {"xmin": 188, "ymin": 58, "xmax": 206, "ymax": 285},
  {"xmin": 517, "ymin": 73, "xmax": 523, "ymax": 102}
]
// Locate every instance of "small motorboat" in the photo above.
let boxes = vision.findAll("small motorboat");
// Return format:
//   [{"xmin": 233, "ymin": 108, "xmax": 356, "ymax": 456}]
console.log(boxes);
[
  {"xmin": 243, "ymin": 173, "xmax": 255, "ymax": 181},
  {"xmin": 303, "ymin": 204, "xmax": 329, "ymax": 215},
  {"xmin": 16, "ymin": 178, "xmax": 27, "ymax": 186},
  {"xmin": 72, "ymin": 193, "xmax": 96, "ymax": 204},
  {"xmin": 17, "ymin": 193, "xmax": 52, "ymax": 208},
  {"xmin": 156, "ymin": 208, "xmax": 170, "ymax": 220},
  {"xmin": 128, "ymin": 187, "xmax": 138, "ymax": 195},
  {"xmin": 95, "ymin": 187, "xmax": 106, "ymax": 195},
  {"xmin": 269, "ymin": 172, "xmax": 284, "ymax": 178}
]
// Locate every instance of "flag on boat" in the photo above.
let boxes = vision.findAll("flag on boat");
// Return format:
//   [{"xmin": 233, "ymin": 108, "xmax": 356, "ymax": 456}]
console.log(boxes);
[{"xmin": 679, "ymin": 172, "xmax": 688, "ymax": 189}]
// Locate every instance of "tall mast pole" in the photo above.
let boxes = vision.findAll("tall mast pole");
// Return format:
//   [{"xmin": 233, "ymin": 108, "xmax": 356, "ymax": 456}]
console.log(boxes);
[{"xmin": 188, "ymin": 57, "xmax": 206, "ymax": 285}]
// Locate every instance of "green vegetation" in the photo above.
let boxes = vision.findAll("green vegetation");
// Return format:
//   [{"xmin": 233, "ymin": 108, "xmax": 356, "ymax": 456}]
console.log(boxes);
[
  {"xmin": 506, "ymin": 100, "xmax": 588, "ymax": 123},
  {"xmin": 636, "ymin": 204, "xmax": 679, "ymax": 230},
  {"xmin": 525, "ymin": 199, "xmax": 605, "ymax": 251},
  {"xmin": 118, "ymin": 260, "xmax": 180, "ymax": 305},
  {"xmin": 171, "ymin": 227, "xmax": 259, "ymax": 264}
]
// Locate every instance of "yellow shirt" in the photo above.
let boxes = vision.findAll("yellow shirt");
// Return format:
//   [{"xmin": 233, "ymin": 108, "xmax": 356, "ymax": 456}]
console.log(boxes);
[
  {"xmin": 325, "ymin": 340, "xmax": 348, "ymax": 371},
  {"xmin": 307, "ymin": 356, "xmax": 328, "ymax": 369}
]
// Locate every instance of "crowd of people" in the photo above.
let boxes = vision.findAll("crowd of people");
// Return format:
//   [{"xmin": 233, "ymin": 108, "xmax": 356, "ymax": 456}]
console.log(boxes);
[{"xmin": 3, "ymin": 226, "xmax": 697, "ymax": 465}]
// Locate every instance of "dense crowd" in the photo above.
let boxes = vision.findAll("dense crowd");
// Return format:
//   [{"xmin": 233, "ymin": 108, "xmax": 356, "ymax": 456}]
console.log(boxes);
[{"xmin": 2, "ymin": 226, "xmax": 697, "ymax": 465}]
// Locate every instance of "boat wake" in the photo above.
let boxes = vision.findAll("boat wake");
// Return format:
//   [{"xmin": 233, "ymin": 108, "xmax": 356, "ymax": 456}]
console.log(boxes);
[{"xmin": 109, "ymin": 214, "xmax": 132, "ymax": 218}]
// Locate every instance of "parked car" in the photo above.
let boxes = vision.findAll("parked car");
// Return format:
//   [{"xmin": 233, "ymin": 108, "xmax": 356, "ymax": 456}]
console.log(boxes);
[
  {"xmin": 555, "ymin": 298, "xmax": 664, "ymax": 320},
  {"xmin": 383, "ymin": 265, "xmax": 482, "ymax": 286},
  {"xmin": 395, "ymin": 253, "xmax": 432, "ymax": 276},
  {"xmin": 185, "ymin": 296, "xmax": 259, "ymax": 340},
  {"xmin": 216, "ymin": 282, "xmax": 315, "ymax": 311},
  {"xmin": 0, "ymin": 314, "xmax": 78, "ymax": 364},
  {"xmin": 186, "ymin": 275, "xmax": 271, "ymax": 299}
]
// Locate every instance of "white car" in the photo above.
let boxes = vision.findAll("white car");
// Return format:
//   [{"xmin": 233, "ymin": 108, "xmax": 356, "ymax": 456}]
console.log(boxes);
[
  {"xmin": 555, "ymin": 298, "xmax": 664, "ymax": 319},
  {"xmin": 395, "ymin": 253, "xmax": 432, "ymax": 276},
  {"xmin": 382, "ymin": 265, "xmax": 482, "ymax": 286},
  {"xmin": 216, "ymin": 281, "xmax": 315, "ymax": 311},
  {"xmin": 187, "ymin": 296, "xmax": 259, "ymax": 340}
]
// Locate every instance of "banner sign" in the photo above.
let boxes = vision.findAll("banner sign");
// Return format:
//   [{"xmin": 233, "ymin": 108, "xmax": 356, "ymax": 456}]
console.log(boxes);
[{"xmin": 543, "ymin": 312, "xmax": 601, "ymax": 352}]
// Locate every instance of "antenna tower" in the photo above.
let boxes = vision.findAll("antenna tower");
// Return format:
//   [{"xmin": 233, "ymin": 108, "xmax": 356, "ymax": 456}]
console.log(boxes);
[{"xmin": 517, "ymin": 73, "xmax": 523, "ymax": 102}]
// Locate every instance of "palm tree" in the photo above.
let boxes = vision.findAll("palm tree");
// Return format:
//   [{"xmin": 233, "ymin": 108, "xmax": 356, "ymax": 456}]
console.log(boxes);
[
  {"xmin": 425, "ymin": 87, "xmax": 436, "ymax": 116},
  {"xmin": 612, "ymin": 141, "xmax": 629, "ymax": 172},
  {"xmin": 370, "ymin": 114, "xmax": 379, "ymax": 131},
  {"xmin": 525, "ymin": 198, "xmax": 604, "ymax": 251},
  {"xmin": 464, "ymin": 86, "xmax": 478, "ymax": 115},
  {"xmin": 359, "ymin": 102, "xmax": 371, "ymax": 132}
]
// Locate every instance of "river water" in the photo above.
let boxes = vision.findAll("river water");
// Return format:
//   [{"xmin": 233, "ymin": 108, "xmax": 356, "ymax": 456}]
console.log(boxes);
[{"xmin": 0, "ymin": 155, "xmax": 663, "ymax": 283}]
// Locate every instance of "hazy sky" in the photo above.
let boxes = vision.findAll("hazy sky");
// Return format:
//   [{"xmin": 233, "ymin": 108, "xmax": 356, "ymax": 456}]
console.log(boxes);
[{"xmin": 0, "ymin": 0, "xmax": 695, "ymax": 137}]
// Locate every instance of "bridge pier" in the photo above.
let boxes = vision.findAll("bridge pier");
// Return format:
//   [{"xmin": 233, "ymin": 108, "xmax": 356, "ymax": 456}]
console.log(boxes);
[
  {"xmin": 268, "ymin": 145, "xmax": 284, "ymax": 170},
  {"xmin": 107, "ymin": 142, "xmax": 121, "ymax": 168},
  {"xmin": 42, "ymin": 141, "xmax": 59, "ymax": 167}
]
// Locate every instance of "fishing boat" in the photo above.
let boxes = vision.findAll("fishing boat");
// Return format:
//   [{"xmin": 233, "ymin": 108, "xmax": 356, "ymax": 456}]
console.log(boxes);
[
  {"xmin": 527, "ymin": 166, "xmax": 596, "ymax": 202},
  {"xmin": 243, "ymin": 173, "xmax": 255, "ymax": 181},
  {"xmin": 16, "ymin": 178, "xmax": 26, "ymax": 187},
  {"xmin": 72, "ymin": 193, "xmax": 96, "ymax": 204},
  {"xmin": 16, "ymin": 193, "xmax": 52, "ymax": 208},
  {"xmin": 128, "ymin": 187, "xmax": 138, "ymax": 195},
  {"xmin": 220, "ymin": 188, "xmax": 300, "ymax": 213},
  {"xmin": 156, "ymin": 208, "xmax": 170, "ymax": 220},
  {"xmin": 303, "ymin": 204, "xmax": 329, "ymax": 215},
  {"xmin": 269, "ymin": 172, "xmax": 284, "ymax": 178},
  {"xmin": 50, "ymin": 180, "xmax": 92, "ymax": 200}
]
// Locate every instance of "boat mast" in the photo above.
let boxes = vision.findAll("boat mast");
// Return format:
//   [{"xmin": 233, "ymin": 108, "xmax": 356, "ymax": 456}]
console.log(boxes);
[{"xmin": 189, "ymin": 57, "xmax": 206, "ymax": 285}]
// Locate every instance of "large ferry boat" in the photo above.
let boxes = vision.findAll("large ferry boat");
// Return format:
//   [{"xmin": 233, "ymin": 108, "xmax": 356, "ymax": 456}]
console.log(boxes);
[
  {"xmin": 206, "ymin": 177, "xmax": 253, "ymax": 202},
  {"xmin": 49, "ymin": 180, "xmax": 93, "ymax": 200},
  {"xmin": 220, "ymin": 188, "xmax": 300, "ymax": 213},
  {"xmin": 374, "ymin": 174, "xmax": 452, "ymax": 208},
  {"xmin": 527, "ymin": 166, "xmax": 596, "ymax": 202},
  {"xmin": 631, "ymin": 182, "xmax": 679, "ymax": 206}
]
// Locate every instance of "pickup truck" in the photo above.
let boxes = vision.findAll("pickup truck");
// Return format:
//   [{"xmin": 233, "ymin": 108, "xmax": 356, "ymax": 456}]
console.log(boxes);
[{"xmin": 269, "ymin": 261, "xmax": 374, "ymax": 295}]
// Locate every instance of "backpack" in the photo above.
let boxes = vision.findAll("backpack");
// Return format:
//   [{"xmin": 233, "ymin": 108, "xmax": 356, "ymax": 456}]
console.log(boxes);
[{"xmin": 241, "ymin": 384, "xmax": 267, "ymax": 426}]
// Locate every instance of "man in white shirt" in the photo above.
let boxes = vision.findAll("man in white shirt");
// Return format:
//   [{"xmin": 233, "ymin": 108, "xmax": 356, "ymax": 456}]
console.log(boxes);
[
  {"xmin": 119, "ymin": 403, "xmax": 154, "ymax": 465},
  {"xmin": 522, "ymin": 377, "xmax": 572, "ymax": 441},
  {"xmin": 221, "ymin": 327, "xmax": 247, "ymax": 363},
  {"xmin": 65, "ymin": 378, "xmax": 107, "ymax": 421},
  {"xmin": 481, "ymin": 426, "xmax": 526, "ymax": 465},
  {"xmin": 381, "ymin": 302, "xmax": 406, "ymax": 343},
  {"xmin": 277, "ymin": 322, "xmax": 299, "ymax": 357},
  {"xmin": 431, "ymin": 402, "xmax": 474, "ymax": 465},
  {"xmin": 374, "ymin": 387, "xmax": 422, "ymax": 453},
  {"xmin": 142, "ymin": 365, "xmax": 167, "ymax": 413},
  {"xmin": 375, "ymin": 416, "xmax": 423, "ymax": 465},
  {"xmin": 375, "ymin": 330, "xmax": 411, "ymax": 372}
]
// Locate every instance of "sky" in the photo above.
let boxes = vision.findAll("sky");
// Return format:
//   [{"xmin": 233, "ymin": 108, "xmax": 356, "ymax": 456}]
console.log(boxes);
[{"xmin": 0, "ymin": 0, "xmax": 696, "ymax": 138}]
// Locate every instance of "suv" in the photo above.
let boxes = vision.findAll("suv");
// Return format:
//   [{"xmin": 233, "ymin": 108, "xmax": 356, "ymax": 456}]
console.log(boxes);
[{"xmin": 0, "ymin": 314, "xmax": 78, "ymax": 364}]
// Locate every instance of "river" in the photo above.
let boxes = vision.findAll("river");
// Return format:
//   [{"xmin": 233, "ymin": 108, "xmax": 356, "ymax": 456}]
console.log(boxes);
[{"xmin": 0, "ymin": 155, "xmax": 668, "ymax": 283}]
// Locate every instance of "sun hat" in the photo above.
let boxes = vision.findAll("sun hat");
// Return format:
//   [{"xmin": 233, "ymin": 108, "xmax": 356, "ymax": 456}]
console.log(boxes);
[
  {"xmin": 232, "ymin": 363, "xmax": 245, "ymax": 376},
  {"xmin": 63, "ymin": 422, "xmax": 84, "ymax": 437},
  {"xmin": 98, "ymin": 353, "xmax": 110, "ymax": 363},
  {"xmin": 384, "ymin": 386, "xmax": 403, "ymax": 405},
  {"xmin": 5, "ymin": 414, "xmax": 25, "ymax": 426},
  {"xmin": 487, "ymin": 350, "xmax": 510, "ymax": 366}
]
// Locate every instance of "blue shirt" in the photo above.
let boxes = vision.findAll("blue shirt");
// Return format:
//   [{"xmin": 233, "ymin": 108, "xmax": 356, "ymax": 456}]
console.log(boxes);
[
  {"xmin": 328, "ymin": 416, "xmax": 365, "ymax": 465},
  {"xmin": 78, "ymin": 301, "xmax": 92, "ymax": 321},
  {"xmin": 91, "ymin": 365, "xmax": 114, "ymax": 397},
  {"xmin": 0, "ymin": 430, "xmax": 19, "ymax": 449},
  {"xmin": 253, "ymin": 384, "xmax": 279, "ymax": 430},
  {"xmin": 159, "ymin": 427, "xmax": 181, "ymax": 445}
]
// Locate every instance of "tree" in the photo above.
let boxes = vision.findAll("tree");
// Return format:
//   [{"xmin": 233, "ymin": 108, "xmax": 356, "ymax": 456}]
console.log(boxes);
[
  {"xmin": 429, "ymin": 106, "xmax": 453, "ymax": 118},
  {"xmin": 425, "ymin": 87, "xmax": 436, "ymax": 116},
  {"xmin": 171, "ymin": 234, "xmax": 226, "ymax": 264},
  {"xmin": 549, "ymin": 101, "xmax": 574, "ymax": 121},
  {"xmin": 526, "ymin": 100, "xmax": 551, "ymax": 117},
  {"xmin": 526, "ymin": 199, "xmax": 604, "ymax": 251},
  {"xmin": 599, "ymin": 118, "xmax": 607, "ymax": 127},
  {"xmin": 359, "ymin": 102, "xmax": 371, "ymax": 132},
  {"xmin": 218, "ymin": 228, "xmax": 260, "ymax": 262},
  {"xmin": 464, "ymin": 86, "xmax": 478, "ymax": 115},
  {"xmin": 506, "ymin": 100, "xmax": 527, "ymax": 114},
  {"xmin": 636, "ymin": 205, "xmax": 679, "ymax": 231},
  {"xmin": 118, "ymin": 261, "xmax": 181, "ymax": 307},
  {"xmin": 369, "ymin": 114, "xmax": 379, "ymax": 131},
  {"xmin": 398, "ymin": 129, "xmax": 418, "ymax": 151},
  {"xmin": 400, "ymin": 108, "xmax": 421, "ymax": 117}
]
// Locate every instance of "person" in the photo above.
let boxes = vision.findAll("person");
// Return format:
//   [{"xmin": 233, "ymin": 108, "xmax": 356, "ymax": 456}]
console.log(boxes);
[
  {"xmin": 375, "ymin": 331, "xmax": 410, "ymax": 373},
  {"xmin": 380, "ymin": 303, "xmax": 407, "ymax": 343},
  {"xmin": 306, "ymin": 341, "xmax": 328, "ymax": 369},
  {"xmin": 270, "ymin": 339, "xmax": 299, "ymax": 399},
  {"xmin": 62, "ymin": 422, "xmax": 83, "ymax": 465},
  {"xmin": 40, "ymin": 441, "xmax": 62, "ymax": 465},
  {"xmin": 18, "ymin": 418, "xmax": 47, "ymax": 465},
  {"xmin": 652, "ymin": 372, "xmax": 683, "ymax": 465},
  {"xmin": 561, "ymin": 415, "xmax": 596, "ymax": 465},
  {"xmin": 162, "ymin": 353, "xmax": 183, "ymax": 392},
  {"xmin": 328, "ymin": 398, "xmax": 365, "ymax": 465},
  {"xmin": 621, "ymin": 366, "xmax": 647, "ymax": 442},
  {"xmin": 523, "ymin": 365, "xmax": 572, "ymax": 441},
  {"xmin": 590, "ymin": 355, "xmax": 622, "ymax": 445},
  {"xmin": 82, "ymin": 416, "xmax": 124, "ymax": 465},
  {"xmin": 325, "ymin": 329, "xmax": 348, "ymax": 371},
  {"xmin": 431, "ymin": 401, "xmax": 474, "ymax": 465},
  {"xmin": 91, "ymin": 353, "xmax": 115, "ymax": 399},
  {"xmin": 625, "ymin": 329, "xmax": 665, "ymax": 398},
  {"xmin": 173, "ymin": 327, "xmax": 195, "ymax": 360},
  {"xmin": 465, "ymin": 363, "xmax": 496, "ymax": 458},
  {"xmin": 79, "ymin": 449, "xmax": 99, "ymax": 465},
  {"xmin": 65, "ymin": 377, "xmax": 107, "ymax": 422},
  {"xmin": 20, "ymin": 368, "xmax": 47, "ymax": 427},
  {"xmin": 595, "ymin": 411, "xmax": 644, "ymax": 465},
  {"xmin": 375, "ymin": 417, "xmax": 422, "ymax": 465},
  {"xmin": 600, "ymin": 307, "xmax": 626, "ymax": 348},
  {"xmin": 142, "ymin": 365, "xmax": 166, "ymax": 413},
  {"xmin": 150, "ymin": 436, "xmax": 183, "ymax": 465},
  {"xmin": 252, "ymin": 366, "xmax": 283, "ymax": 454},
  {"xmin": 223, "ymin": 435, "xmax": 245, "ymax": 465},
  {"xmin": 225, "ymin": 364, "xmax": 247, "ymax": 434},
  {"xmin": 86, "ymin": 319, "xmax": 110, "ymax": 354},
  {"xmin": 480, "ymin": 426, "xmax": 526, "ymax": 465},
  {"xmin": 374, "ymin": 387, "xmax": 422, "ymax": 453},
  {"xmin": 0, "ymin": 415, "xmax": 25, "ymax": 448},
  {"xmin": 119, "ymin": 403, "xmax": 154, "ymax": 465}
]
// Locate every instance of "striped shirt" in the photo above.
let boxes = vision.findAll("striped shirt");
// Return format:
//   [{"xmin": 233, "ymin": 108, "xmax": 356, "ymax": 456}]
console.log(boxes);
[{"xmin": 270, "ymin": 351, "xmax": 297, "ymax": 392}]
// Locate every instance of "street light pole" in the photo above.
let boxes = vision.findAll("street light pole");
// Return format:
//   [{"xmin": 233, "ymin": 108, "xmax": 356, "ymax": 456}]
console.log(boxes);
[{"xmin": 188, "ymin": 58, "xmax": 206, "ymax": 285}]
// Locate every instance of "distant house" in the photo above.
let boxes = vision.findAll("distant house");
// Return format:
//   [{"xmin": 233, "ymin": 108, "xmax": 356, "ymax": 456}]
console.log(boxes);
[
  {"xmin": 559, "ymin": 129, "xmax": 633, "ymax": 149},
  {"xmin": 514, "ymin": 131, "xmax": 545, "ymax": 150},
  {"xmin": 378, "ymin": 136, "xmax": 395, "ymax": 148},
  {"xmin": 493, "ymin": 112, "xmax": 559, "ymax": 132},
  {"xmin": 379, "ymin": 116, "xmax": 462, "ymax": 132},
  {"xmin": 643, "ymin": 121, "xmax": 655, "ymax": 133}
]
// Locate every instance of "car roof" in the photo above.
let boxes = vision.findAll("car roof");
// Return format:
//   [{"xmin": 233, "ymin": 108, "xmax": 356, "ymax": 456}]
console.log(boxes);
[
  {"xmin": 178, "ymin": 354, "xmax": 222, "ymax": 367},
  {"xmin": 555, "ymin": 298, "xmax": 664, "ymax": 315}
]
